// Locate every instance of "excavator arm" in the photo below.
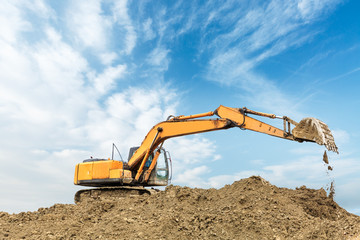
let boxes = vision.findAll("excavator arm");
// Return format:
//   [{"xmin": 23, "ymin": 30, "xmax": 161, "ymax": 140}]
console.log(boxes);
[{"xmin": 127, "ymin": 105, "xmax": 337, "ymax": 183}]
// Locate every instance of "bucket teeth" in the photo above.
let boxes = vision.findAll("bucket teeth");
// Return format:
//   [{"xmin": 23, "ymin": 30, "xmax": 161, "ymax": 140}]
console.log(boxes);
[{"xmin": 292, "ymin": 118, "xmax": 338, "ymax": 153}]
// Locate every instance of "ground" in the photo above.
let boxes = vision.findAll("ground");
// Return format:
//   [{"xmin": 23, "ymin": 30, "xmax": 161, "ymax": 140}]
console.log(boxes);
[{"xmin": 1, "ymin": 176, "xmax": 360, "ymax": 239}]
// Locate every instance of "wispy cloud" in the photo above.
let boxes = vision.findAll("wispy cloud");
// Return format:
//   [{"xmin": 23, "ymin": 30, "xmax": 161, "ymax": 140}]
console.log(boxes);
[
  {"xmin": 323, "ymin": 66, "xmax": 360, "ymax": 84},
  {"xmin": 146, "ymin": 46, "xmax": 170, "ymax": 70},
  {"xmin": 142, "ymin": 18, "xmax": 156, "ymax": 41},
  {"xmin": 99, "ymin": 52, "xmax": 118, "ymax": 65},
  {"xmin": 0, "ymin": 1, "xmax": 32, "ymax": 43},
  {"xmin": 297, "ymin": 0, "xmax": 341, "ymax": 20},
  {"xmin": 132, "ymin": 0, "xmax": 340, "ymax": 116},
  {"xmin": 201, "ymin": 0, "xmax": 340, "ymax": 114},
  {"xmin": 174, "ymin": 165, "xmax": 211, "ymax": 188},
  {"xmin": 66, "ymin": 0, "xmax": 110, "ymax": 50},
  {"xmin": 112, "ymin": 0, "xmax": 137, "ymax": 55},
  {"xmin": 90, "ymin": 64, "xmax": 127, "ymax": 94}
]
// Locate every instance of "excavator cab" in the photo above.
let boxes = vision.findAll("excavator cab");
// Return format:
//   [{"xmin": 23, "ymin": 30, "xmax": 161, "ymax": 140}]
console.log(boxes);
[
  {"xmin": 128, "ymin": 147, "xmax": 171, "ymax": 186},
  {"xmin": 147, "ymin": 149, "xmax": 171, "ymax": 186}
]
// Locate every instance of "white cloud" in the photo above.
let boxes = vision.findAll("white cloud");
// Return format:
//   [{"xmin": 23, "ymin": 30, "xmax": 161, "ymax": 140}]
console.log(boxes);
[
  {"xmin": 66, "ymin": 0, "xmax": 111, "ymax": 50},
  {"xmin": 34, "ymin": 27, "xmax": 88, "ymax": 91},
  {"xmin": 0, "ymin": 1, "xmax": 183, "ymax": 213},
  {"xmin": 202, "ymin": 0, "xmax": 340, "ymax": 115},
  {"xmin": 143, "ymin": 18, "xmax": 156, "ymax": 41},
  {"xmin": 206, "ymin": 54, "xmax": 300, "ymax": 116},
  {"xmin": 324, "ymin": 66, "xmax": 360, "ymax": 84},
  {"xmin": 85, "ymin": 86, "xmax": 179, "ymax": 156},
  {"xmin": 251, "ymin": 159, "xmax": 265, "ymax": 165},
  {"xmin": 23, "ymin": 0, "xmax": 55, "ymax": 20},
  {"xmin": 0, "ymin": 24, "xmax": 92, "ymax": 130},
  {"xmin": 165, "ymin": 136, "xmax": 222, "ymax": 188},
  {"xmin": 207, "ymin": 174, "xmax": 240, "ymax": 189},
  {"xmin": 167, "ymin": 136, "xmax": 220, "ymax": 166},
  {"xmin": 330, "ymin": 156, "xmax": 360, "ymax": 178},
  {"xmin": 112, "ymin": 0, "xmax": 137, "ymax": 55},
  {"xmin": 297, "ymin": 0, "xmax": 340, "ymax": 20},
  {"xmin": 146, "ymin": 46, "xmax": 170, "ymax": 69},
  {"xmin": 0, "ymin": 1, "xmax": 32, "ymax": 44},
  {"xmin": 91, "ymin": 64, "xmax": 127, "ymax": 94},
  {"xmin": 332, "ymin": 129, "xmax": 350, "ymax": 145},
  {"xmin": 337, "ymin": 178, "xmax": 360, "ymax": 210},
  {"xmin": 99, "ymin": 52, "xmax": 118, "ymax": 65},
  {"xmin": 174, "ymin": 165, "xmax": 211, "ymax": 188},
  {"xmin": 0, "ymin": 82, "xmax": 181, "ymax": 213}
]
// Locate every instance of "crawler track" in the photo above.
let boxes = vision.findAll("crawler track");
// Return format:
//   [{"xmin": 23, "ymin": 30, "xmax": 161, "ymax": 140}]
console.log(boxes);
[{"xmin": 74, "ymin": 186, "xmax": 157, "ymax": 204}]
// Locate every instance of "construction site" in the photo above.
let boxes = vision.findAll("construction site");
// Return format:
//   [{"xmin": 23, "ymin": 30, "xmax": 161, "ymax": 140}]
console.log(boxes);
[
  {"xmin": 3, "ymin": 0, "xmax": 360, "ymax": 238},
  {"xmin": 1, "ymin": 106, "xmax": 360, "ymax": 239}
]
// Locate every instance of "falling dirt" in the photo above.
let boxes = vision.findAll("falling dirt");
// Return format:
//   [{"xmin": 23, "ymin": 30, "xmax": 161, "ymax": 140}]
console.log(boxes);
[
  {"xmin": 322, "ymin": 150, "xmax": 334, "ymax": 172},
  {"xmin": 328, "ymin": 181, "xmax": 336, "ymax": 200},
  {"xmin": 323, "ymin": 150, "xmax": 329, "ymax": 164},
  {"xmin": 322, "ymin": 150, "xmax": 336, "ymax": 200},
  {"xmin": 1, "ymin": 176, "xmax": 360, "ymax": 239}
]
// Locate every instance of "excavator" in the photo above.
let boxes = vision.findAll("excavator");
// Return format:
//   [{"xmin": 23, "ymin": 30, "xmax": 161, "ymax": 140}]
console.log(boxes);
[{"xmin": 74, "ymin": 105, "xmax": 337, "ymax": 203}]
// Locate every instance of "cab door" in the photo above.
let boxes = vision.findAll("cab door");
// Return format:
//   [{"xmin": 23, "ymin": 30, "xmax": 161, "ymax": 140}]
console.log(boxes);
[{"xmin": 147, "ymin": 148, "xmax": 170, "ymax": 186}]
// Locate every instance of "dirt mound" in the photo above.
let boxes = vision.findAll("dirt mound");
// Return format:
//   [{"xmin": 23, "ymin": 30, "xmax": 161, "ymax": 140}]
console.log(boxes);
[{"xmin": 1, "ymin": 176, "xmax": 360, "ymax": 239}]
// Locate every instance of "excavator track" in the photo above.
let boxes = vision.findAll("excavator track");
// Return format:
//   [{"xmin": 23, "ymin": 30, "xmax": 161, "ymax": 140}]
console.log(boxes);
[{"xmin": 74, "ymin": 186, "xmax": 158, "ymax": 204}]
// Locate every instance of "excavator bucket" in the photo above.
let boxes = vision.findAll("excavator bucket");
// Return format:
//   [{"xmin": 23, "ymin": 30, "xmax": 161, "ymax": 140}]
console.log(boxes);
[{"xmin": 292, "ymin": 118, "xmax": 338, "ymax": 153}]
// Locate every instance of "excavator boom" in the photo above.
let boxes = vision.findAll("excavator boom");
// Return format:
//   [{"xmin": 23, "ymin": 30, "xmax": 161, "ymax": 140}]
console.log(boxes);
[{"xmin": 127, "ymin": 105, "xmax": 337, "ymax": 181}]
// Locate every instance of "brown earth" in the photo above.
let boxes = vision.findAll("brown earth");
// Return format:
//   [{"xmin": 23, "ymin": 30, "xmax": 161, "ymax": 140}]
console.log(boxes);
[{"xmin": 1, "ymin": 176, "xmax": 360, "ymax": 240}]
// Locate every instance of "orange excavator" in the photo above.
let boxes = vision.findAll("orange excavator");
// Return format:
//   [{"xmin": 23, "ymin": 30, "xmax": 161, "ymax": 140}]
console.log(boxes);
[{"xmin": 74, "ymin": 105, "xmax": 337, "ymax": 203}]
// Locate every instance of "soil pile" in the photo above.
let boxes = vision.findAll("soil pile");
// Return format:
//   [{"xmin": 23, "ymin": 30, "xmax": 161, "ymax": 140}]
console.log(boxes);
[{"xmin": 1, "ymin": 176, "xmax": 360, "ymax": 239}]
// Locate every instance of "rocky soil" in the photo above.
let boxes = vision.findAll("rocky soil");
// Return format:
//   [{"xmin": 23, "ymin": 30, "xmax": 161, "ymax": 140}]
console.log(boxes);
[{"xmin": 1, "ymin": 176, "xmax": 360, "ymax": 239}]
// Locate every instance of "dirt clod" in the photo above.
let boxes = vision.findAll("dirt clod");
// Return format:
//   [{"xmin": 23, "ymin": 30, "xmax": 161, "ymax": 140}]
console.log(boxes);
[
  {"xmin": 323, "ymin": 150, "xmax": 329, "ymax": 164},
  {"xmin": 1, "ymin": 176, "xmax": 359, "ymax": 239}
]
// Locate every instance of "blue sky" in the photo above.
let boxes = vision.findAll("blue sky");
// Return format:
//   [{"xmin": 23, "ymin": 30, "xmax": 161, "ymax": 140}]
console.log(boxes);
[{"xmin": 1, "ymin": 0, "xmax": 360, "ymax": 214}]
